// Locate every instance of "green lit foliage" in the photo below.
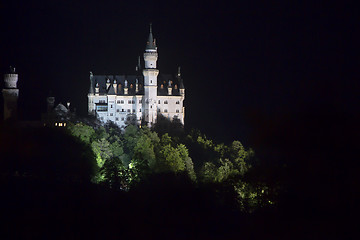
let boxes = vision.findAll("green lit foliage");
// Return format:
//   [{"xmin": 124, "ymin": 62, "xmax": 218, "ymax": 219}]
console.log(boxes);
[
  {"xmin": 67, "ymin": 122, "xmax": 95, "ymax": 144},
  {"xmin": 233, "ymin": 180, "xmax": 273, "ymax": 213},
  {"xmin": 65, "ymin": 120, "xmax": 275, "ymax": 212},
  {"xmin": 91, "ymin": 138, "xmax": 112, "ymax": 168}
]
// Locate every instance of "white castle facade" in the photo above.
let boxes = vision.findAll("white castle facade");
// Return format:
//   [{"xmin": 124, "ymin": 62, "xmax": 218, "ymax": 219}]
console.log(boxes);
[{"xmin": 87, "ymin": 25, "xmax": 185, "ymax": 128}]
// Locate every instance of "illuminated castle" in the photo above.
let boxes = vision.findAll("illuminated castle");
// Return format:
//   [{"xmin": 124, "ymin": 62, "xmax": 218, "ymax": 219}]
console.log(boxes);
[{"xmin": 87, "ymin": 25, "xmax": 185, "ymax": 128}]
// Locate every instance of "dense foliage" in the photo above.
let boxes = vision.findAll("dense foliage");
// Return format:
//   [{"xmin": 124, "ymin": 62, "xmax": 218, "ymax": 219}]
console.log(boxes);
[{"xmin": 65, "ymin": 120, "xmax": 277, "ymax": 212}]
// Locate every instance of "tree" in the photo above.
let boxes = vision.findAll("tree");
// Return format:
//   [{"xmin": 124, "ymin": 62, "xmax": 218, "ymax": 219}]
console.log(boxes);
[
  {"xmin": 67, "ymin": 122, "xmax": 95, "ymax": 144},
  {"xmin": 91, "ymin": 138, "xmax": 112, "ymax": 168}
]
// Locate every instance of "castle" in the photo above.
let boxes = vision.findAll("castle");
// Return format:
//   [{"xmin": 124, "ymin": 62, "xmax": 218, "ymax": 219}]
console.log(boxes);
[
  {"xmin": 2, "ymin": 25, "xmax": 185, "ymax": 129},
  {"xmin": 87, "ymin": 25, "xmax": 185, "ymax": 128}
]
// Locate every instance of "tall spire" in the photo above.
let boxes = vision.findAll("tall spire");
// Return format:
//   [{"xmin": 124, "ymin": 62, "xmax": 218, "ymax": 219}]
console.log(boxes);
[
  {"xmin": 146, "ymin": 23, "xmax": 156, "ymax": 50},
  {"xmin": 137, "ymin": 56, "xmax": 141, "ymax": 70}
]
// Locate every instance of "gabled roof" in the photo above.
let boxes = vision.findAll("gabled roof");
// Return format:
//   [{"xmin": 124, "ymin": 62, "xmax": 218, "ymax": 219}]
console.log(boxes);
[{"xmin": 107, "ymin": 83, "xmax": 116, "ymax": 95}]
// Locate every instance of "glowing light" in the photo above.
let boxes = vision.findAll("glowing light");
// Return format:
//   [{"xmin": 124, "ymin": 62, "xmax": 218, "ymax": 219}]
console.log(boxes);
[{"xmin": 55, "ymin": 123, "xmax": 58, "ymax": 126}]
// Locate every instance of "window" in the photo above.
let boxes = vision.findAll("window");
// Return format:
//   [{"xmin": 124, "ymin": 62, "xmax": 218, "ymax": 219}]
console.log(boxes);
[
  {"xmin": 55, "ymin": 123, "xmax": 57, "ymax": 126},
  {"xmin": 174, "ymin": 84, "xmax": 178, "ymax": 89},
  {"xmin": 164, "ymin": 100, "xmax": 168, "ymax": 104},
  {"xmin": 139, "ymin": 109, "xmax": 141, "ymax": 112},
  {"xmin": 158, "ymin": 108, "xmax": 161, "ymax": 112},
  {"xmin": 133, "ymin": 109, "xmax": 135, "ymax": 113},
  {"xmin": 130, "ymin": 84, "xmax": 133, "ymax": 88},
  {"xmin": 117, "ymin": 109, "xmax": 119, "ymax": 112},
  {"xmin": 176, "ymin": 101, "xmax": 180, "ymax": 104},
  {"xmin": 121, "ymin": 117, "xmax": 124, "ymax": 121},
  {"xmin": 96, "ymin": 105, "xmax": 108, "ymax": 112},
  {"xmin": 122, "ymin": 109, "xmax": 125, "ymax": 112},
  {"xmin": 116, "ymin": 117, "xmax": 119, "ymax": 121},
  {"xmin": 128, "ymin": 100, "xmax": 131, "ymax": 104},
  {"xmin": 99, "ymin": 100, "xmax": 106, "ymax": 103},
  {"xmin": 64, "ymin": 123, "xmax": 66, "ymax": 127},
  {"xmin": 164, "ymin": 109, "xmax": 168, "ymax": 113},
  {"xmin": 121, "ymin": 100, "xmax": 124, "ymax": 104},
  {"xmin": 176, "ymin": 109, "xmax": 179, "ymax": 113},
  {"xmin": 111, "ymin": 105, "xmax": 113, "ymax": 108},
  {"xmin": 110, "ymin": 113, "xmax": 113, "ymax": 116},
  {"xmin": 139, "ymin": 100, "xmax": 142, "ymax": 104},
  {"xmin": 132, "ymin": 100, "xmax": 135, "ymax": 104},
  {"xmin": 158, "ymin": 100, "xmax": 160, "ymax": 104},
  {"xmin": 117, "ymin": 100, "xmax": 120, "ymax": 104},
  {"xmin": 127, "ymin": 109, "xmax": 130, "ymax": 112},
  {"xmin": 100, "ymin": 117, "xmax": 104, "ymax": 120}
]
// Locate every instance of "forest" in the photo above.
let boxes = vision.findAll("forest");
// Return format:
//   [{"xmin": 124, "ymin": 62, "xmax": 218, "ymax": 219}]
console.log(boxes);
[{"xmin": 0, "ymin": 116, "xmax": 345, "ymax": 239}]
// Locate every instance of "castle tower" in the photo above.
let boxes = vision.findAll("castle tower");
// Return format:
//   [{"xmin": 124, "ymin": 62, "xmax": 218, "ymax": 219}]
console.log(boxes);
[
  {"xmin": 47, "ymin": 95, "xmax": 55, "ymax": 113},
  {"xmin": 2, "ymin": 67, "xmax": 19, "ymax": 121},
  {"xmin": 143, "ymin": 23, "xmax": 159, "ymax": 126},
  {"xmin": 88, "ymin": 71, "xmax": 95, "ymax": 115}
]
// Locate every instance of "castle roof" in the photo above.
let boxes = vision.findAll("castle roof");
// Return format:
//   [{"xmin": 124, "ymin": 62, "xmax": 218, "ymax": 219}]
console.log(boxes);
[{"xmin": 91, "ymin": 73, "xmax": 184, "ymax": 96}]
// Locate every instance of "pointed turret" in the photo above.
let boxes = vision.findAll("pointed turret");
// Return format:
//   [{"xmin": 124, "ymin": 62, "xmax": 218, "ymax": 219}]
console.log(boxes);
[
  {"xmin": 146, "ymin": 23, "xmax": 156, "ymax": 50},
  {"xmin": 177, "ymin": 66, "xmax": 185, "ymax": 90},
  {"xmin": 89, "ymin": 71, "xmax": 94, "ymax": 94}
]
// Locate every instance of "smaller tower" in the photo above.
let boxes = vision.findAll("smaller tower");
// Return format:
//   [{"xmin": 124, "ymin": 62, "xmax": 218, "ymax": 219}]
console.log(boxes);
[
  {"xmin": 113, "ymin": 79, "xmax": 117, "ymax": 94},
  {"xmin": 178, "ymin": 67, "xmax": 185, "ymax": 97},
  {"xmin": 47, "ymin": 95, "xmax": 55, "ymax": 113},
  {"xmin": 2, "ymin": 66, "xmax": 19, "ymax": 121},
  {"xmin": 124, "ymin": 80, "xmax": 128, "ymax": 95},
  {"xmin": 95, "ymin": 82, "xmax": 99, "ymax": 96},
  {"xmin": 106, "ymin": 78, "xmax": 111, "ymax": 89},
  {"xmin": 135, "ymin": 78, "xmax": 139, "ymax": 92},
  {"xmin": 168, "ymin": 80, "xmax": 172, "ymax": 95},
  {"xmin": 88, "ymin": 71, "xmax": 95, "ymax": 115}
]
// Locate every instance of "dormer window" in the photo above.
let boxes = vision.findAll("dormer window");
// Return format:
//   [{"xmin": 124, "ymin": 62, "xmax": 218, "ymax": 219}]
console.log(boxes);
[
  {"xmin": 174, "ymin": 84, "xmax": 178, "ymax": 89},
  {"xmin": 161, "ymin": 84, "xmax": 164, "ymax": 89},
  {"xmin": 130, "ymin": 84, "xmax": 133, "ymax": 88}
]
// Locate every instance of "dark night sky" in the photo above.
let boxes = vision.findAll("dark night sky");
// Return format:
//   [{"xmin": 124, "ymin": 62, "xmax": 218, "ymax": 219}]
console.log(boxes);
[{"xmin": 0, "ymin": 0, "xmax": 357, "ymax": 145}]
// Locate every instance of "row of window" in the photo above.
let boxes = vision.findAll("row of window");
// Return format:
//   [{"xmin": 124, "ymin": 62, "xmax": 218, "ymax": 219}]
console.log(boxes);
[
  {"xmin": 157, "ymin": 109, "xmax": 180, "ymax": 113},
  {"xmin": 108, "ymin": 100, "xmax": 181, "ymax": 105},
  {"xmin": 54, "ymin": 122, "xmax": 67, "ymax": 127},
  {"xmin": 106, "ymin": 108, "xmax": 180, "ymax": 114},
  {"xmin": 100, "ymin": 116, "xmax": 140, "ymax": 122}
]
